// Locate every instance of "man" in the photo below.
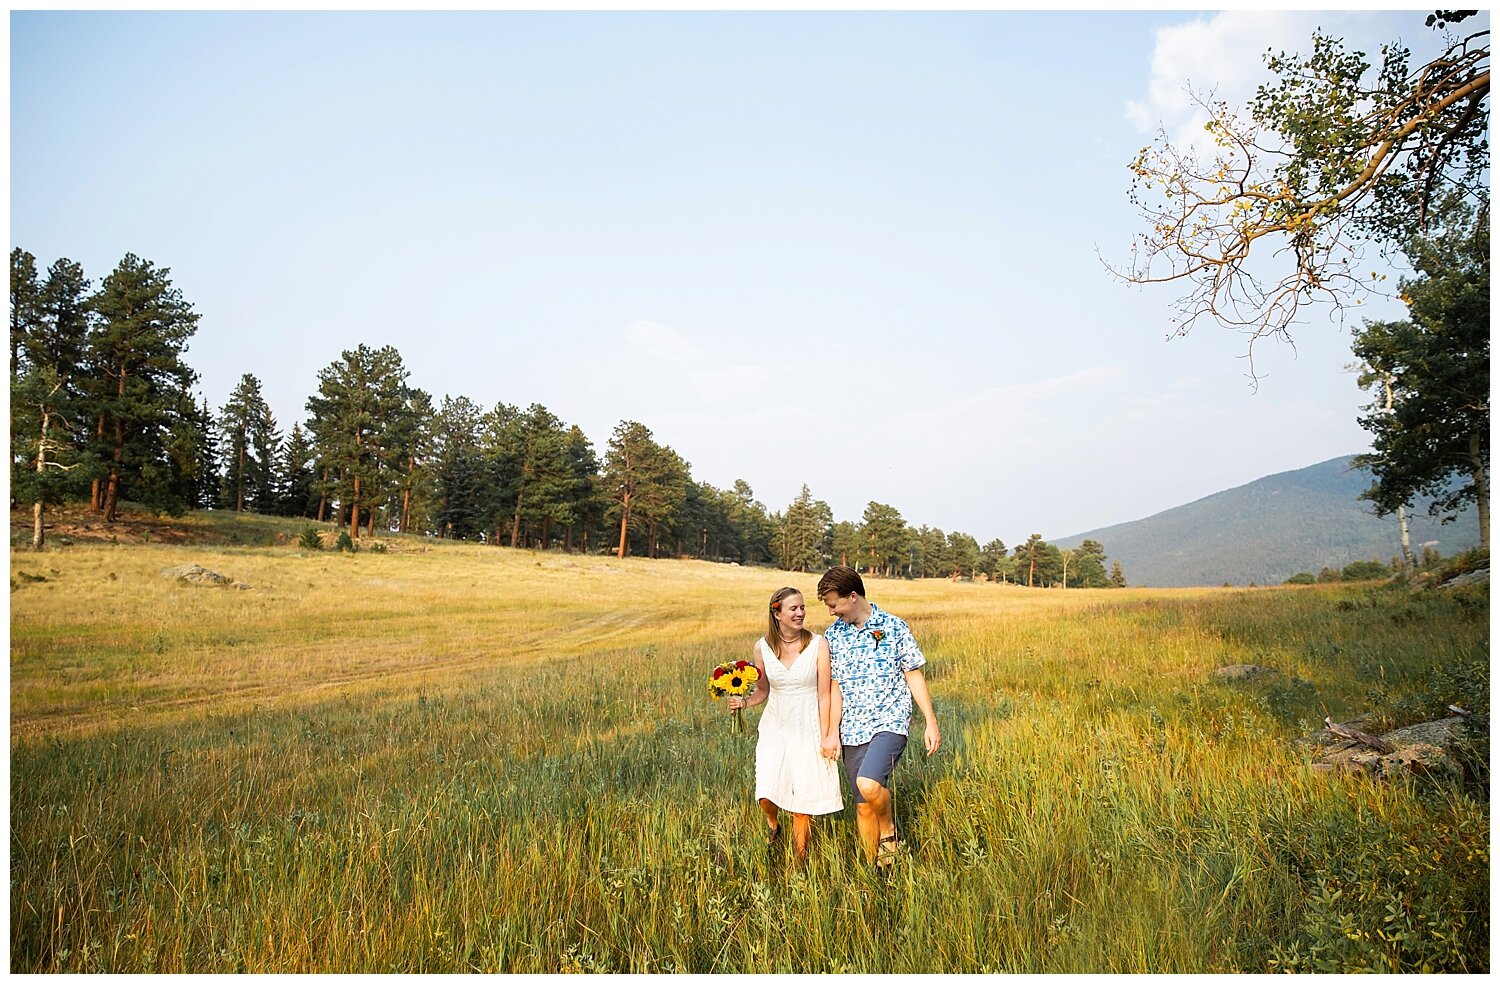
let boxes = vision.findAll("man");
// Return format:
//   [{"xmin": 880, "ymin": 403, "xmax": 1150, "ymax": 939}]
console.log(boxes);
[{"xmin": 817, "ymin": 564, "xmax": 940, "ymax": 869}]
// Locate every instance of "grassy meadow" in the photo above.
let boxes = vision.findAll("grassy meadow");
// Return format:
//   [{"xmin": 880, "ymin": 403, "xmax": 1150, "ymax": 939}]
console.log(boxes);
[{"xmin": 9, "ymin": 516, "xmax": 1490, "ymax": 972}]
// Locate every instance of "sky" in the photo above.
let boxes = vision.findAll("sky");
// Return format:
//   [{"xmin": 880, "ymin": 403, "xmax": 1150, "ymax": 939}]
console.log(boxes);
[{"xmin": 9, "ymin": 8, "xmax": 1477, "ymax": 548}]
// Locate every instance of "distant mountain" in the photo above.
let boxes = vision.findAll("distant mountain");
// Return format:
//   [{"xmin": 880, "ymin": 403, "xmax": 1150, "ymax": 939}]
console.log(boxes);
[{"xmin": 1057, "ymin": 455, "xmax": 1482, "ymax": 588}]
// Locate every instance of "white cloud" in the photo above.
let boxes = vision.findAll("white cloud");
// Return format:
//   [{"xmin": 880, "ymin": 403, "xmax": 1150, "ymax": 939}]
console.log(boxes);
[
  {"xmin": 1126, "ymin": 10, "xmax": 1349, "ymax": 149},
  {"xmin": 623, "ymin": 320, "xmax": 701, "ymax": 362}
]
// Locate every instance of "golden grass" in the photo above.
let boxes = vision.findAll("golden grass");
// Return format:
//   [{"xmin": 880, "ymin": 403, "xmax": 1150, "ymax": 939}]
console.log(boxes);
[{"xmin": 9, "ymin": 534, "xmax": 1489, "ymax": 972}]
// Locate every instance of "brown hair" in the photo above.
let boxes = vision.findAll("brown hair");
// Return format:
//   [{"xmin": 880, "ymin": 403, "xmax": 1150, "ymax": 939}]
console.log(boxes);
[
  {"xmin": 764, "ymin": 586, "xmax": 813, "ymax": 654},
  {"xmin": 816, "ymin": 565, "xmax": 865, "ymax": 600}
]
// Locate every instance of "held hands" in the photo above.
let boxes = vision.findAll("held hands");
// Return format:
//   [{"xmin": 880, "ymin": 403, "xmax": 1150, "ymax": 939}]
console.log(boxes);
[
  {"xmin": 820, "ymin": 733, "xmax": 842, "ymax": 761},
  {"xmin": 727, "ymin": 696, "xmax": 746, "ymax": 711}
]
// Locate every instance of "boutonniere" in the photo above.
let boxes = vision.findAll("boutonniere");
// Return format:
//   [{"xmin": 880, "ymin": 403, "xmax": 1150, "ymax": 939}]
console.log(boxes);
[{"xmin": 870, "ymin": 630, "xmax": 885, "ymax": 644}]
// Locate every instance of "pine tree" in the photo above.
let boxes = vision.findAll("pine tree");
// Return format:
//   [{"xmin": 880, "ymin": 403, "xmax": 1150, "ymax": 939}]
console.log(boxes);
[
  {"xmin": 860, "ymin": 502, "xmax": 908, "ymax": 577},
  {"xmin": 277, "ymin": 422, "xmax": 316, "ymax": 518},
  {"xmin": 11, "ymin": 252, "xmax": 91, "ymax": 548},
  {"xmin": 980, "ymin": 538, "xmax": 1010, "ymax": 582},
  {"xmin": 948, "ymin": 532, "xmax": 981, "ymax": 578},
  {"xmin": 1016, "ymin": 534, "xmax": 1046, "ymax": 588},
  {"xmin": 386, "ymin": 388, "xmax": 434, "ymax": 534},
  {"xmin": 249, "ymin": 401, "xmax": 282, "ymax": 514},
  {"xmin": 220, "ymin": 373, "xmax": 268, "ymax": 513},
  {"xmin": 509, "ymin": 404, "xmax": 577, "ymax": 549},
  {"xmin": 776, "ymin": 484, "xmax": 831, "ymax": 572},
  {"xmin": 305, "ymin": 344, "xmax": 411, "ymax": 539},
  {"xmin": 602, "ymin": 421, "xmax": 689, "ymax": 559},
  {"xmin": 192, "ymin": 396, "xmax": 222, "ymax": 510},
  {"xmin": 85, "ymin": 254, "xmax": 200, "ymax": 521},
  {"xmin": 431, "ymin": 396, "xmax": 489, "ymax": 540},
  {"xmin": 561, "ymin": 425, "xmax": 600, "ymax": 553},
  {"xmin": 10, "ymin": 248, "xmax": 44, "ymax": 374}
]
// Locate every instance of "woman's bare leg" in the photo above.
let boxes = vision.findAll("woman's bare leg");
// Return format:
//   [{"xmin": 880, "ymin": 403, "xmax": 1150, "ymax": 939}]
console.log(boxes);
[
  {"xmin": 757, "ymin": 797, "xmax": 780, "ymax": 834},
  {"xmin": 791, "ymin": 813, "xmax": 812, "ymax": 862}
]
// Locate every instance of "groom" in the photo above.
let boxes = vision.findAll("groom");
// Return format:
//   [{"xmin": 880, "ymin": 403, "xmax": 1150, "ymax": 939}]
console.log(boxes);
[{"xmin": 817, "ymin": 565, "xmax": 940, "ymax": 868}]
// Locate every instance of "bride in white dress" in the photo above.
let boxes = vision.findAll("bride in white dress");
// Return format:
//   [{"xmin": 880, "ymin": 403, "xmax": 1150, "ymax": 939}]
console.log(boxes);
[{"xmin": 727, "ymin": 586, "xmax": 844, "ymax": 863}]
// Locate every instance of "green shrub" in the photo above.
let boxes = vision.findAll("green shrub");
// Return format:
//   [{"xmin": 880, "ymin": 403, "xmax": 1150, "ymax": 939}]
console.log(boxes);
[
  {"xmin": 1342, "ymin": 559, "xmax": 1392, "ymax": 581},
  {"xmin": 368, "ymin": 542, "xmax": 387, "ymax": 554},
  {"xmin": 336, "ymin": 531, "xmax": 356, "ymax": 553},
  {"xmin": 1285, "ymin": 572, "xmax": 1317, "ymax": 585},
  {"xmin": 1265, "ymin": 793, "xmax": 1488, "ymax": 973},
  {"xmin": 298, "ymin": 526, "xmax": 323, "ymax": 551}
]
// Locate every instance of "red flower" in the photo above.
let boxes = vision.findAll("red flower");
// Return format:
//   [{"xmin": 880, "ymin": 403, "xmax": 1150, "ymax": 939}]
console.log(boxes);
[
  {"xmin": 871, "ymin": 630, "xmax": 886, "ymax": 643},
  {"xmin": 735, "ymin": 660, "xmax": 749, "ymax": 670},
  {"xmin": 713, "ymin": 666, "xmax": 726, "ymax": 679}
]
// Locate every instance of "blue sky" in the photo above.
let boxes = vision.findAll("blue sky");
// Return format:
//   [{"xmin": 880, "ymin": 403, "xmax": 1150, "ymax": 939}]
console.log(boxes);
[{"xmin": 10, "ymin": 9, "xmax": 1473, "ymax": 547}]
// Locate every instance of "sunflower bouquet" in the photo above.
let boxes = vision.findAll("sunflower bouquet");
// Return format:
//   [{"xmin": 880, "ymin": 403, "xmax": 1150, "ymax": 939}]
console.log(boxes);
[{"xmin": 708, "ymin": 659, "xmax": 760, "ymax": 734}]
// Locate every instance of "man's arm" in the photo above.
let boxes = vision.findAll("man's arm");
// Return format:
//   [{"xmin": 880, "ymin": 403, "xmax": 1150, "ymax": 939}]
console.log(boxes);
[{"xmin": 905, "ymin": 668, "xmax": 940, "ymax": 755}]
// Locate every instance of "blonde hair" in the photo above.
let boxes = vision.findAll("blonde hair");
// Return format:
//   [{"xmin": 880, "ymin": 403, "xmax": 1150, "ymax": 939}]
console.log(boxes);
[{"xmin": 764, "ymin": 586, "xmax": 813, "ymax": 654}]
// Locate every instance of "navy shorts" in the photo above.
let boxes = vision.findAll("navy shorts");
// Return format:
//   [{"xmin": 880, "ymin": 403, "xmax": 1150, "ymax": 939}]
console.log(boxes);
[{"xmin": 844, "ymin": 731, "xmax": 908, "ymax": 803}]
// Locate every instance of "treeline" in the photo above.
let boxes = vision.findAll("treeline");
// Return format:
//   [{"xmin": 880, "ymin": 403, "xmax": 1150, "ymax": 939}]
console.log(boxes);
[{"xmin": 10, "ymin": 247, "xmax": 1126, "ymax": 587}]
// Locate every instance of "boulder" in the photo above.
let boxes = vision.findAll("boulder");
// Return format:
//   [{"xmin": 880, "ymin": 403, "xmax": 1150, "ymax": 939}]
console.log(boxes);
[
  {"xmin": 1311, "ymin": 715, "xmax": 1470, "ymax": 782},
  {"xmin": 1212, "ymin": 664, "xmax": 1278, "ymax": 682},
  {"xmin": 159, "ymin": 563, "xmax": 245, "ymax": 588},
  {"xmin": 1376, "ymin": 742, "xmax": 1463, "ymax": 782},
  {"xmin": 1384, "ymin": 716, "xmax": 1470, "ymax": 747}
]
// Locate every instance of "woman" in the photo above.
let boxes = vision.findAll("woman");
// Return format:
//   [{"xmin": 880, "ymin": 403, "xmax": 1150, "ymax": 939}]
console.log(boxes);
[{"xmin": 727, "ymin": 586, "xmax": 844, "ymax": 863}]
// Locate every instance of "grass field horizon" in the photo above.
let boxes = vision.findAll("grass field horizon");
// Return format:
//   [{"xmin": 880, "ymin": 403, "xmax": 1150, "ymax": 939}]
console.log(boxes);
[{"xmin": 10, "ymin": 512, "xmax": 1490, "ymax": 972}]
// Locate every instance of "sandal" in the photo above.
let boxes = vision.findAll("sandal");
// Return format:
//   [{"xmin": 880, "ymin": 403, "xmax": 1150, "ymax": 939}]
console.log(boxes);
[{"xmin": 875, "ymin": 833, "xmax": 899, "ymax": 870}]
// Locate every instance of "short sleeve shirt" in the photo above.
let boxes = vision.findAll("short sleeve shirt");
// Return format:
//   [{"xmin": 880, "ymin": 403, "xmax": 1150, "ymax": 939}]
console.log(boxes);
[{"xmin": 825, "ymin": 603, "xmax": 926, "ymax": 746}]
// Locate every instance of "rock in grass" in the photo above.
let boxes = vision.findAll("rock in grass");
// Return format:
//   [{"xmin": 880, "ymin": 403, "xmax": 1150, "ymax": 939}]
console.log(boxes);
[
  {"xmin": 1312, "ymin": 715, "xmax": 1468, "ymax": 782},
  {"xmin": 159, "ymin": 563, "xmax": 246, "ymax": 588},
  {"xmin": 1212, "ymin": 663, "xmax": 1278, "ymax": 682}
]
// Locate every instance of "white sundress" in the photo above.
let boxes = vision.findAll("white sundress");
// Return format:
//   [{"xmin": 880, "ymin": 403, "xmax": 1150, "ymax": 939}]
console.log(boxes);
[{"xmin": 753, "ymin": 635, "xmax": 844, "ymax": 815}]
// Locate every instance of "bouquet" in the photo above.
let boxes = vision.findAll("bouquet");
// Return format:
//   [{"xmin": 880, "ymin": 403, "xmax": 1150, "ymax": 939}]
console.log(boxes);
[{"xmin": 708, "ymin": 659, "xmax": 759, "ymax": 734}]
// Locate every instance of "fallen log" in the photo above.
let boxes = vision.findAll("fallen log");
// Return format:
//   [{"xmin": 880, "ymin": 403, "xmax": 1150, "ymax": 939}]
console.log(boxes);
[{"xmin": 1324, "ymin": 717, "xmax": 1395, "ymax": 754}]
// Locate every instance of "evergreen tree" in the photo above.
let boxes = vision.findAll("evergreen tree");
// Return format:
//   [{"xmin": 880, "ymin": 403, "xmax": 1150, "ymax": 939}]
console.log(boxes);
[
  {"xmin": 602, "ymin": 421, "xmax": 688, "ymax": 559},
  {"xmin": 776, "ymin": 484, "xmax": 831, "ymax": 572},
  {"xmin": 192, "ymin": 396, "xmax": 222, "ymax": 510},
  {"xmin": 726, "ymin": 480, "xmax": 773, "ymax": 565},
  {"xmin": 561, "ymin": 425, "xmax": 600, "ymax": 552},
  {"xmin": 831, "ymin": 520, "xmax": 862, "ymax": 569},
  {"xmin": 11, "ymin": 248, "xmax": 43, "ymax": 373},
  {"xmin": 157, "ymin": 390, "xmax": 213, "ymax": 514},
  {"xmin": 948, "ymin": 532, "xmax": 982, "ymax": 578},
  {"xmin": 305, "ymin": 344, "xmax": 411, "ymax": 539},
  {"xmin": 860, "ymin": 501, "xmax": 908, "ymax": 577},
  {"xmin": 278, "ymin": 422, "xmax": 316, "ymax": 518},
  {"xmin": 916, "ymin": 526, "xmax": 948, "ymax": 578},
  {"xmin": 386, "ymin": 388, "xmax": 434, "ymax": 534},
  {"xmin": 1109, "ymin": 560, "xmax": 1128, "ymax": 588},
  {"xmin": 11, "ymin": 251, "xmax": 91, "ymax": 548},
  {"xmin": 249, "ymin": 401, "xmax": 282, "ymax": 514},
  {"xmin": 430, "ymin": 396, "xmax": 488, "ymax": 540},
  {"xmin": 1016, "ymin": 533, "xmax": 1047, "ymax": 588},
  {"xmin": 220, "ymin": 373, "xmax": 270, "ymax": 513},
  {"xmin": 477, "ymin": 401, "xmax": 524, "ymax": 544},
  {"xmin": 1070, "ymin": 538, "xmax": 1110, "ymax": 588},
  {"xmin": 509, "ymin": 404, "xmax": 576, "ymax": 549},
  {"xmin": 980, "ymin": 538, "xmax": 1010, "ymax": 581},
  {"xmin": 634, "ymin": 445, "xmax": 689, "ymax": 559},
  {"xmin": 84, "ymin": 254, "xmax": 200, "ymax": 520}
]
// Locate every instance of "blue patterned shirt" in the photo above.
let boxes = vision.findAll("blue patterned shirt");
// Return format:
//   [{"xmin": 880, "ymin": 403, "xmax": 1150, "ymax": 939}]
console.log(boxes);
[{"xmin": 825, "ymin": 603, "xmax": 926, "ymax": 746}]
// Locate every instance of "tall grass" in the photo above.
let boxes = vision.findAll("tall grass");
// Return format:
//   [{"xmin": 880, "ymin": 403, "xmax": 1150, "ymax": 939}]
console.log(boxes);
[{"xmin": 10, "ymin": 535, "xmax": 1488, "ymax": 971}]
